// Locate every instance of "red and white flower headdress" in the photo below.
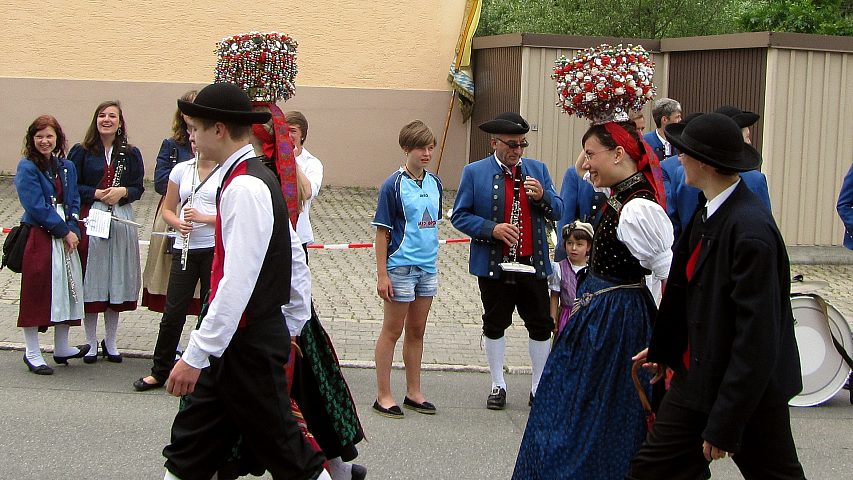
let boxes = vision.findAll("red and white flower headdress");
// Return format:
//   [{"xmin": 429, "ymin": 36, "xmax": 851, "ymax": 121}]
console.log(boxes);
[{"xmin": 214, "ymin": 32, "xmax": 298, "ymax": 102}]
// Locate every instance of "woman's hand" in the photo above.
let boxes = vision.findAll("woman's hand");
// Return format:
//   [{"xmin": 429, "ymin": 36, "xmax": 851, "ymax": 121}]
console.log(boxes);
[
  {"xmin": 99, "ymin": 186, "xmax": 127, "ymax": 205},
  {"xmin": 632, "ymin": 348, "xmax": 667, "ymax": 384},
  {"xmin": 182, "ymin": 207, "xmax": 215, "ymax": 225},
  {"xmin": 377, "ymin": 274, "xmax": 394, "ymax": 302},
  {"xmin": 175, "ymin": 220, "xmax": 193, "ymax": 236},
  {"xmin": 63, "ymin": 231, "xmax": 79, "ymax": 252},
  {"xmin": 94, "ymin": 188, "xmax": 106, "ymax": 200}
]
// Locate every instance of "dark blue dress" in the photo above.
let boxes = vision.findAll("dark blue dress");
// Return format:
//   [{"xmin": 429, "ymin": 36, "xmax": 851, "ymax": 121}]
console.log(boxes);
[{"xmin": 513, "ymin": 174, "xmax": 661, "ymax": 479}]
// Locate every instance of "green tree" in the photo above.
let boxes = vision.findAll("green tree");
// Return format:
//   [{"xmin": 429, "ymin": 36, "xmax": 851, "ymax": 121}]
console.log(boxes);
[
  {"xmin": 476, "ymin": 0, "xmax": 748, "ymax": 38},
  {"xmin": 739, "ymin": 0, "xmax": 853, "ymax": 35}
]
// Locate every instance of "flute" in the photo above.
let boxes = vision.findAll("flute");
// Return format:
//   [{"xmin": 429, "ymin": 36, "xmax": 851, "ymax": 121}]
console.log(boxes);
[{"xmin": 181, "ymin": 155, "xmax": 199, "ymax": 271}]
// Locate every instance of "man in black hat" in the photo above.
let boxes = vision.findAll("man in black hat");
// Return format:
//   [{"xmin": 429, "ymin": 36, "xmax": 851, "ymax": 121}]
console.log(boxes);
[
  {"xmin": 162, "ymin": 82, "xmax": 329, "ymax": 480},
  {"xmin": 451, "ymin": 112, "xmax": 561, "ymax": 410},
  {"xmin": 627, "ymin": 113, "xmax": 805, "ymax": 479}
]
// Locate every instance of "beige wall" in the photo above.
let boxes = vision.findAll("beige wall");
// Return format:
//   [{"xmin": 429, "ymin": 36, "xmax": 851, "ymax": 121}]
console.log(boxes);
[
  {"xmin": 0, "ymin": 1, "xmax": 470, "ymax": 188},
  {"xmin": 762, "ymin": 47, "xmax": 853, "ymax": 246}
]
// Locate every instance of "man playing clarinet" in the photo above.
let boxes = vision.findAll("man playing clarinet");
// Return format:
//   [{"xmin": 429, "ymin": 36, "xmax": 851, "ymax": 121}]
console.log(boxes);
[{"xmin": 451, "ymin": 112, "xmax": 562, "ymax": 410}]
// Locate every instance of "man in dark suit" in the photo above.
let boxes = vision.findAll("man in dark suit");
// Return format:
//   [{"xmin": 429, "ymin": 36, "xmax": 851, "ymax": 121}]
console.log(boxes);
[{"xmin": 627, "ymin": 113, "xmax": 805, "ymax": 479}]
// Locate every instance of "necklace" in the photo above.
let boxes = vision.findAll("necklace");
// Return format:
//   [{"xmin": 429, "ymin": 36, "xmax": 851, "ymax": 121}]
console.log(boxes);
[{"xmin": 403, "ymin": 165, "xmax": 424, "ymax": 181}]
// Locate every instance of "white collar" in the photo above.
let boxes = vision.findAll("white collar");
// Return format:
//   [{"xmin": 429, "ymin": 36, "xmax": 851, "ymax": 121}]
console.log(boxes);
[
  {"xmin": 219, "ymin": 144, "xmax": 256, "ymax": 184},
  {"xmin": 656, "ymin": 130, "xmax": 670, "ymax": 147},
  {"xmin": 493, "ymin": 153, "xmax": 522, "ymax": 173},
  {"xmin": 705, "ymin": 178, "xmax": 740, "ymax": 219}
]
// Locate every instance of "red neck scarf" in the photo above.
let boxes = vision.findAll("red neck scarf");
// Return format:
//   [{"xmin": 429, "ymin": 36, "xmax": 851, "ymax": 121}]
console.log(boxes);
[{"xmin": 603, "ymin": 122, "xmax": 666, "ymax": 209}]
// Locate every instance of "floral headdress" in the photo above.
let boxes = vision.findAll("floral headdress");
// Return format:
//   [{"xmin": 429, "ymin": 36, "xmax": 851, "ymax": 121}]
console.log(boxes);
[
  {"xmin": 214, "ymin": 32, "xmax": 298, "ymax": 102},
  {"xmin": 552, "ymin": 44, "xmax": 655, "ymax": 125}
]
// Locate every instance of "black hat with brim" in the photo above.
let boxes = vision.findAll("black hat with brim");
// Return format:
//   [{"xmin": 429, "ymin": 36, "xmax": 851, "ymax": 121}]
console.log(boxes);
[
  {"xmin": 714, "ymin": 105, "xmax": 760, "ymax": 128},
  {"xmin": 178, "ymin": 82, "xmax": 271, "ymax": 125},
  {"xmin": 665, "ymin": 112, "xmax": 761, "ymax": 172},
  {"xmin": 479, "ymin": 112, "xmax": 529, "ymax": 134}
]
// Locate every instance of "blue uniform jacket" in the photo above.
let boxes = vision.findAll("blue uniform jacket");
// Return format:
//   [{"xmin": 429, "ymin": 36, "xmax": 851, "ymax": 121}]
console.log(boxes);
[
  {"xmin": 643, "ymin": 130, "xmax": 669, "ymax": 162},
  {"xmin": 153, "ymin": 138, "xmax": 194, "ymax": 195},
  {"xmin": 68, "ymin": 143, "xmax": 145, "ymax": 206},
  {"xmin": 554, "ymin": 166, "xmax": 595, "ymax": 262},
  {"xmin": 15, "ymin": 157, "xmax": 81, "ymax": 238},
  {"xmin": 667, "ymin": 157, "xmax": 771, "ymax": 241},
  {"xmin": 838, "ymin": 163, "xmax": 853, "ymax": 249},
  {"xmin": 451, "ymin": 155, "xmax": 561, "ymax": 279}
]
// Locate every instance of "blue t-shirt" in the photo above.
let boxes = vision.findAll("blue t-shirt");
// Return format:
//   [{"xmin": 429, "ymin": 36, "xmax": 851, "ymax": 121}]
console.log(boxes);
[{"xmin": 372, "ymin": 168, "xmax": 442, "ymax": 273}]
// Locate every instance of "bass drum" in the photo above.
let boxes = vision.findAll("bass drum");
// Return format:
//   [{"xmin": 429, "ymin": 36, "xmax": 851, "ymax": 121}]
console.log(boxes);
[{"xmin": 789, "ymin": 295, "xmax": 853, "ymax": 407}]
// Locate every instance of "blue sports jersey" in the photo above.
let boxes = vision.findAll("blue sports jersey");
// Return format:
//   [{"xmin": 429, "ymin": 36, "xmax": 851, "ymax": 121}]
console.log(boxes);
[{"xmin": 372, "ymin": 169, "xmax": 442, "ymax": 273}]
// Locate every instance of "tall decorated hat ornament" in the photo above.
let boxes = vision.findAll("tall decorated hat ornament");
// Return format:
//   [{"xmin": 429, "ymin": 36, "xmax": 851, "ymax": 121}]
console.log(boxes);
[{"xmin": 552, "ymin": 44, "xmax": 656, "ymax": 125}]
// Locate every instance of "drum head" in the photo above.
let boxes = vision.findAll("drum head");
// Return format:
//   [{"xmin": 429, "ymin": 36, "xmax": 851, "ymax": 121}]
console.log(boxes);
[
  {"xmin": 790, "ymin": 296, "xmax": 853, "ymax": 407},
  {"xmin": 790, "ymin": 279, "xmax": 829, "ymax": 295}
]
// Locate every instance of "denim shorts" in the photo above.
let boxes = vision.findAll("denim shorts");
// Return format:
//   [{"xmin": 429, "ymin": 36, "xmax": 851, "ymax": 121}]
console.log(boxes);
[{"xmin": 387, "ymin": 265, "xmax": 438, "ymax": 302}]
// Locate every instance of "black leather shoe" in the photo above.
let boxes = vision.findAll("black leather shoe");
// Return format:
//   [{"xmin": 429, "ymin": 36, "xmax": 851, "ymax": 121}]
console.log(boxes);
[
  {"xmin": 403, "ymin": 396, "xmax": 437, "ymax": 415},
  {"xmin": 487, "ymin": 386, "xmax": 507, "ymax": 410},
  {"xmin": 351, "ymin": 464, "xmax": 367, "ymax": 480},
  {"xmin": 372, "ymin": 400, "xmax": 404, "ymax": 419},
  {"xmin": 529, "ymin": 391, "xmax": 534, "ymax": 407},
  {"xmin": 53, "ymin": 344, "xmax": 91, "ymax": 365},
  {"xmin": 23, "ymin": 355, "xmax": 54, "ymax": 375},
  {"xmin": 101, "ymin": 340, "xmax": 122, "ymax": 363},
  {"xmin": 133, "ymin": 377, "xmax": 164, "ymax": 392}
]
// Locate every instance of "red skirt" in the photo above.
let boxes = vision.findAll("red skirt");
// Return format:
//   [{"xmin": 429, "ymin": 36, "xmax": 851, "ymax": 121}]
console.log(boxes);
[{"xmin": 18, "ymin": 225, "xmax": 81, "ymax": 328}]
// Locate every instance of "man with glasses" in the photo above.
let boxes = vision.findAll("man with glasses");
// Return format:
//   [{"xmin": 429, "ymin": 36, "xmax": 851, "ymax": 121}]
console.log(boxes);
[{"xmin": 452, "ymin": 112, "xmax": 562, "ymax": 410}]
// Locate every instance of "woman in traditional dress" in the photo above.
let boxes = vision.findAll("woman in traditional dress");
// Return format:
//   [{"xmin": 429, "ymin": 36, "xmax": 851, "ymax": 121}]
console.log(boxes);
[
  {"xmin": 14, "ymin": 115, "xmax": 88, "ymax": 375},
  {"xmin": 512, "ymin": 117, "xmax": 673, "ymax": 478},
  {"xmin": 134, "ymin": 141, "xmax": 219, "ymax": 391},
  {"xmin": 141, "ymin": 90, "xmax": 198, "ymax": 314},
  {"xmin": 69, "ymin": 100, "xmax": 145, "ymax": 364}
]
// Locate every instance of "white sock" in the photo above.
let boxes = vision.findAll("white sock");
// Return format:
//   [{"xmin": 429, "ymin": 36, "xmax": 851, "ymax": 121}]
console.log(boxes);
[
  {"xmin": 83, "ymin": 313, "xmax": 98, "ymax": 356},
  {"xmin": 484, "ymin": 336, "xmax": 507, "ymax": 389},
  {"xmin": 327, "ymin": 457, "xmax": 352, "ymax": 480},
  {"xmin": 316, "ymin": 470, "xmax": 333, "ymax": 480},
  {"xmin": 53, "ymin": 324, "xmax": 78, "ymax": 357},
  {"xmin": 23, "ymin": 327, "xmax": 45, "ymax": 366},
  {"xmin": 164, "ymin": 470, "xmax": 181, "ymax": 480},
  {"xmin": 529, "ymin": 338, "xmax": 551, "ymax": 396},
  {"xmin": 104, "ymin": 309, "xmax": 119, "ymax": 354}
]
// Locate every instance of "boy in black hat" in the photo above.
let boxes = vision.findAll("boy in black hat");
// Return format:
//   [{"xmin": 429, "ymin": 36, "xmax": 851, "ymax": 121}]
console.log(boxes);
[
  {"xmin": 627, "ymin": 113, "xmax": 805, "ymax": 479},
  {"xmin": 162, "ymin": 82, "xmax": 329, "ymax": 480},
  {"xmin": 451, "ymin": 112, "xmax": 562, "ymax": 409}
]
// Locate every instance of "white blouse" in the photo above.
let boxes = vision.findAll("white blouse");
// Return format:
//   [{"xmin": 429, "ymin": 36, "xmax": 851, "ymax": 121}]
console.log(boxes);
[
  {"xmin": 169, "ymin": 161, "xmax": 219, "ymax": 250},
  {"xmin": 616, "ymin": 198, "xmax": 674, "ymax": 304}
]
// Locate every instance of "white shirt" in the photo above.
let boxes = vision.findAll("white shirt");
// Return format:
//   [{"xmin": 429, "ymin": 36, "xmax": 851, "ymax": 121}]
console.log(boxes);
[
  {"xmin": 656, "ymin": 131, "xmax": 673, "ymax": 156},
  {"xmin": 282, "ymin": 226, "xmax": 312, "ymax": 337},
  {"xmin": 169, "ymin": 160, "xmax": 220, "ymax": 250},
  {"xmin": 183, "ymin": 144, "xmax": 273, "ymax": 369},
  {"xmin": 705, "ymin": 179, "xmax": 741, "ymax": 219},
  {"xmin": 296, "ymin": 148, "xmax": 323, "ymax": 244},
  {"xmin": 616, "ymin": 198, "xmax": 674, "ymax": 304},
  {"xmin": 548, "ymin": 259, "xmax": 587, "ymax": 293}
]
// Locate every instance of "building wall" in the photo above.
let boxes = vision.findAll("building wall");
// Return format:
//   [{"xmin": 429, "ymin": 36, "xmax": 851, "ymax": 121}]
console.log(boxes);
[
  {"xmin": 0, "ymin": 0, "xmax": 469, "ymax": 188},
  {"xmin": 763, "ymin": 48, "xmax": 853, "ymax": 246}
]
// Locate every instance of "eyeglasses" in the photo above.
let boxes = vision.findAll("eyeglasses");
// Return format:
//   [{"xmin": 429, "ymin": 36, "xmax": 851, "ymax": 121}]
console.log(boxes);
[
  {"xmin": 584, "ymin": 148, "xmax": 615, "ymax": 163},
  {"xmin": 495, "ymin": 138, "xmax": 529, "ymax": 150}
]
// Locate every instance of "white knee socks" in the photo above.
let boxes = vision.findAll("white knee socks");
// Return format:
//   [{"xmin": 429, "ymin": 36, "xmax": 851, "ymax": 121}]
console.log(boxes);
[
  {"xmin": 484, "ymin": 336, "xmax": 507, "ymax": 389},
  {"xmin": 104, "ymin": 309, "xmax": 119, "ymax": 355},
  {"xmin": 23, "ymin": 327, "xmax": 45, "ymax": 366},
  {"xmin": 83, "ymin": 312, "xmax": 98, "ymax": 356},
  {"xmin": 53, "ymin": 324, "xmax": 77, "ymax": 357},
  {"xmin": 529, "ymin": 338, "xmax": 551, "ymax": 396}
]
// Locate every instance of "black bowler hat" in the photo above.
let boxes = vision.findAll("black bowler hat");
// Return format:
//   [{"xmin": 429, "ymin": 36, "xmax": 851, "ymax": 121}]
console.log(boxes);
[
  {"xmin": 715, "ymin": 105, "xmax": 760, "ymax": 128},
  {"xmin": 479, "ymin": 112, "xmax": 529, "ymax": 134},
  {"xmin": 664, "ymin": 112, "xmax": 761, "ymax": 172},
  {"xmin": 178, "ymin": 83, "xmax": 271, "ymax": 125}
]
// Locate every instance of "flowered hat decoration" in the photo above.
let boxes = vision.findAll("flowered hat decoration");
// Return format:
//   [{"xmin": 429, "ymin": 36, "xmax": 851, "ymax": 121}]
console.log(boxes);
[
  {"xmin": 215, "ymin": 32, "xmax": 298, "ymax": 102},
  {"xmin": 552, "ymin": 44, "xmax": 656, "ymax": 125}
]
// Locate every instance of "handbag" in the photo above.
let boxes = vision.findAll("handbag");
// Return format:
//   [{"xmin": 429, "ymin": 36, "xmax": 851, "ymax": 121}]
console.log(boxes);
[{"xmin": 2, "ymin": 223, "xmax": 32, "ymax": 273}]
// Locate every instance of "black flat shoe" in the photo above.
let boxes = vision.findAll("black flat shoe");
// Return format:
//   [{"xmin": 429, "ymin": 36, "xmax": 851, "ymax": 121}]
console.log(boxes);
[
  {"xmin": 372, "ymin": 400, "xmax": 404, "ymax": 419},
  {"xmin": 351, "ymin": 463, "xmax": 367, "ymax": 480},
  {"xmin": 53, "ymin": 344, "xmax": 91, "ymax": 365},
  {"xmin": 487, "ymin": 386, "xmax": 507, "ymax": 410},
  {"xmin": 100, "ymin": 340, "xmax": 122, "ymax": 363},
  {"xmin": 133, "ymin": 377, "xmax": 164, "ymax": 392},
  {"xmin": 23, "ymin": 355, "xmax": 53, "ymax": 375},
  {"xmin": 403, "ymin": 396, "xmax": 437, "ymax": 415}
]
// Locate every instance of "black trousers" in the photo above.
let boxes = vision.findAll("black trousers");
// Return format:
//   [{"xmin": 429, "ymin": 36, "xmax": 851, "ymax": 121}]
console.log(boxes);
[
  {"xmin": 626, "ymin": 388, "xmax": 806, "ymax": 480},
  {"xmin": 149, "ymin": 249, "xmax": 214, "ymax": 383},
  {"xmin": 478, "ymin": 273, "xmax": 553, "ymax": 341},
  {"xmin": 163, "ymin": 314, "xmax": 326, "ymax": 480}
]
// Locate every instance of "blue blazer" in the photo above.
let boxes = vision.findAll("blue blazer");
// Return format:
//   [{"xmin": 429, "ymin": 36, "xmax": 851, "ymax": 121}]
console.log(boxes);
[
  {"xmin": 668, "ymin": 159, "xmax": 772, "ymax": 241},
  {"xmin": 838, "ymin": 163, "xmax": 853, "ymax": 249},
  {"xmin": 554, "ymin": 166, "xmax": 595, "ymax": 261},
  {"xmin": 153, "ymin": 138, "xmax": 194, "ymax": 195},
  {"xmin": 15, "ymin": 157, "xmax": 81, "ymax": 238},
  {"xmin": 68, "ymin": 143, "xmax": 145, "ymax": 206},
  {"xmin": 643, "ymin": 130, "xmax": 669, "ymax": 162},
  {"xmin": 451, "ymin": 155, "xmax": 561, "ymax": 279},
  {"xmin": 660, "ymin": 154, "xmax": 682, "ymax": 224}
]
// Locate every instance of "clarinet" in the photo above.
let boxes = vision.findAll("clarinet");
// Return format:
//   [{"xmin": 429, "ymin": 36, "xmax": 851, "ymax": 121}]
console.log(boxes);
[
  {"xmin": 107, "ymin": 138, "xmax": 127, "ymax": 213},
  {"xmin": 181, "ymin": 156, "xmax": 199, "ymax": 271},
  {"xmin": 498, "ymin": 171, "xmax": 536, "ymax": 283}
]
